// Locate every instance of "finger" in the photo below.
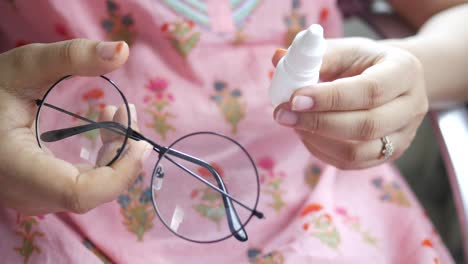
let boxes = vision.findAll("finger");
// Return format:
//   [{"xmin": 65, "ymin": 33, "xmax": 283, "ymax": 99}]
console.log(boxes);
[
  {"xmin": 73, "ymin": 103, "xmax": 151, "ymax": 212},
  {"xmin": 98, "ymin": 105, "xmax": 118, "ymax": 143},
  {"xmin": 296, "ymin": 122, "xmax": 418, "ymax": 170},
  {"xmin": 301, "ymin": 139, "xmax": 382, "ymax": 170},
  {"xmin": 300, "ymin": 140, "xmax": 342, "ymax": 169},
  {"xmin": 70, "ymin": 139, "xmax": 152, "ymax": 213},
  {"xmin": 275, "ymin": 94, "xmax": 426, "ymax": 140},
  {"xmin": 0, "ymin": 39, "xmax": 129, "ymax": 95},
  {"xmin": 319, "ymin": 38, "xmax": 384, "ymax": 82},
  {"xmin": 291, "ymin": 52, "xmax": 422, "ymax": 112},
  {"xmin": 271, "ymin": 48, "xmax": 287, "ymax": 67},
  {"xmin": 96, "ymin": 104, "xmax": 137, "ymax": 166}
]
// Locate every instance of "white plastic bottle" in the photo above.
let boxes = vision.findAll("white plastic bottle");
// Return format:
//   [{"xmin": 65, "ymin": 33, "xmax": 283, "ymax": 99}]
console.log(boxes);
[{"xmin": 269, "ymin": 24, "xmax": 326, "ymax": 106}]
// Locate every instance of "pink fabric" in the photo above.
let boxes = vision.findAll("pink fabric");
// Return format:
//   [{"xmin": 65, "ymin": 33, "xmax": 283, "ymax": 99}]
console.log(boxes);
[
  {"xmin": 0, "ymin": 0, "xmax": 454, "ymax": 263},
  {"xmin": 206, "ymin": 0, "xmax": 236, "ymax": 33}
]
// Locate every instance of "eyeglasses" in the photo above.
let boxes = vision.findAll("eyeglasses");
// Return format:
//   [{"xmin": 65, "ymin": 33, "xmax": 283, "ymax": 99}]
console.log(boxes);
[{"xmin": 34, "ymin": 75, "xmax": 263, "ymax": 243}]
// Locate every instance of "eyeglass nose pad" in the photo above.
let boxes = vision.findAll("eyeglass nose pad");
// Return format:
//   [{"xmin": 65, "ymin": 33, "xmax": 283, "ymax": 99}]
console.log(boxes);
[{"xmin": 152, "ymin": 164, "xmax": 165, "ymax": 192}]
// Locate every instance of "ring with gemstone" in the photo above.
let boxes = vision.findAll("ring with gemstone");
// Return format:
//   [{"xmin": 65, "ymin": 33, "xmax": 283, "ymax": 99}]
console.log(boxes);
[{"xmin": 381, "ymin": 136, "xmax": 394, "ymax": 159}]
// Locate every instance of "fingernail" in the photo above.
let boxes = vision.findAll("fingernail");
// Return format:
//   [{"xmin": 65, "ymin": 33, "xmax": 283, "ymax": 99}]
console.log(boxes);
[
  {"xmin": 275, "ymin": 109, "xmax": 298, "ymax": 126},
  {"xmin": 96, "ymin": 41, "xmax": 124, "ymax": 60},
  {"xmin": 273, "ymin": 48, "xmax": 283, "ymax": 57},
  {"xmin": 292, "ymin": 96, "xmax": 314, "ymax": 111}
]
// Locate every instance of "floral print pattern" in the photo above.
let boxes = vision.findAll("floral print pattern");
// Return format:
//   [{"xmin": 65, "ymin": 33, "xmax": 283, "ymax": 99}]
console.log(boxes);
[
  {"xmin": 54, "ymin": 23, "xmax": 72, "ymax": 39},
  {"xmin": 247, "ymin": 248, "xmax": 285, "ymax": 264},
  {"xmin": 15, "ymin": 40, "xmax": 29, "ymax": 48},
  {"xmin": 14, "ymin": 214, "xmax": 45, "ymax": 264},
  {"xmin": 258, "ymin": 156, "xmax": 287, "ymax": 212},
  {"xmin": 284, "ymin": 0, "xmax": 306, "ymax": 46},
  {"xmin": 300, "ymin": 203, "xmax": 340, "ymax": 249},
  {"xmin": 210, "ymin": 80, "xmax": 246, "ymax": 134},
  {"xmin": 421, "ymin": 238, "xmax": 441, "ymax": 264},
  {"xmin": 190, "ymin": 163, "xmax": 226, "ymax": 227},
  {"xmin": 335, "ymin": 206, "xmax": 377, "ymax": 246},
  {"xmin": 304, "ymin": 162, "xmax": 322, "ymax": 189},
  {"xmin": 161, "ymin": 20, "xmax": 201, "ymax": 57},
  {"xmin": 74, "ymin": 88, "xmax": 106, "ymax": 144},
  {"xmin": 101, "ymin": 0, "xmax": 136, "ymax": 45},
  {"xmin": 371, "ymin": 177, "xmax": 411, "ymax": 207},
  {"xmin": 144, "ymin": 78, "xmax": 176, "ymax": 140},
  {"xmin": 117, "ymin": 174, "xmax": 155, "ymax": 241},
  {"xmin": 83, "ymin": 239, "xmax": 111, "ymax": 264}
]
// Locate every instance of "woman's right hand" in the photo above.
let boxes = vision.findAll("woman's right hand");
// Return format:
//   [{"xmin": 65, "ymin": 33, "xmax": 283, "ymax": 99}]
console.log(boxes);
[{"xmin": 0, "ymin": 39, "xmax": 151, "ymax": 215}]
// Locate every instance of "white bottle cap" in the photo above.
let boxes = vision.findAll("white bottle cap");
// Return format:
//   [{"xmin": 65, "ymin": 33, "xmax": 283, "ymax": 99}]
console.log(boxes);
[
  {"xmin": 283, "ymin": 24, "xmax": 326, "ymax": 78},
  {"xmin": 268, "ymin": 24, "xmax": 326, "ymax": 106}
]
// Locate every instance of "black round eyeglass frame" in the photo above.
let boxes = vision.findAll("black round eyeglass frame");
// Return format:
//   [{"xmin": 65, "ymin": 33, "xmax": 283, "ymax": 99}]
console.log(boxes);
[
  {"xmin": 33, "ymin": 75, "xmax": 264, "ymax": 243},
  {"xmin": 151, "ymin": 131, "xmax": 261, "ymax": 243}
]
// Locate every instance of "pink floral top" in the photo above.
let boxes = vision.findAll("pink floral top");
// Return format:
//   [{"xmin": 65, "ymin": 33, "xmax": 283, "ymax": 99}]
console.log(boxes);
[{"xmin": 0, "ymin": 0, "xmax": 454, "ymax": 263}]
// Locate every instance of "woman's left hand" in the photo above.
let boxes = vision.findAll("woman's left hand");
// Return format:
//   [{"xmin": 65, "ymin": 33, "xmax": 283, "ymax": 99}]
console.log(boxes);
[{"xmin": 272, "ymin": 38, "xmax": 428, "ymax": 170}]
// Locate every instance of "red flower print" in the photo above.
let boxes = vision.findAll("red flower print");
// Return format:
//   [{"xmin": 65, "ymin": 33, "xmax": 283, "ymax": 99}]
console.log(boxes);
[
  {"xmin": 422, "ymin": 238, "xmax": 433, "ymax": 248},
  {"xmin": 303, "ymin": 223, "xmax": 309, "ymax": 230},
  {"xmin": 197, "ymin": 163, "xmax": 224, "ymax": 179},
  {"xmin": 319, "ymin": 7, "xmax": 330, "ymax": 23},
  {"xmin": 300, "ymin": 203, "xmax": 323, "ymax": 217},
  {"xmin": 15, "ymin": 40, "xmax": 29, "ymax": 47},
  {"xmin": 146, "ymin": 78, "xmax": 169, "ymax": 93},
  {"xmin": 257, "ymin": 156, "xmax": 275, "ymax": 171},
  {"xmin": 161, "ymin": 23, "xmax": 170, "ymax": 32},
  {"xmin": 187, "ymin": 20, "xmax": 195, "ymax": 29},
  {"xmin": 99, "ymin": 103, "xmax": 106, "ymax": 110},
  {"xmin": 191, "ymin": 189, "xmax": 199, "ymax": 198},
  {"xmin": 55, "ymin": 23, "xmax": 71, "ymax": 39},
  {"xmin": 82, "ymin": 88, "xmax": 104, "ymax": 101}
]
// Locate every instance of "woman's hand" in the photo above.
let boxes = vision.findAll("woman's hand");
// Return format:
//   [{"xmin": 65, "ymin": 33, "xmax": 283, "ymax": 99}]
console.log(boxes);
[
  {"xmin": 272, "ymin": 38, "xmax": 428, "ymax": 170},
  {"xmin": 0, "ymin": 39, "xmax": 151, "ymax": 215}
]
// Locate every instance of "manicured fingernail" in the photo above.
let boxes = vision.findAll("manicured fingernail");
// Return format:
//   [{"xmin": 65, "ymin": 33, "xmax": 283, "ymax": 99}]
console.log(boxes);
[
  {"xmin": 96, "ymin": 41, "xmax": 123, "ymax": 60},
  {"xmin": 275, "ymin": 109, "xmax": 298, "ymax": 126},
  {"xmin": 292, "ymin": 96, "xmax": 314, "ymax": 111},
  {"xmin": 272, "ymin": 48, "xmax": 286, "ymax": 65},
  {"xmin": 273, "ymin": 48, "xmax": 283, "ymax": 57}
]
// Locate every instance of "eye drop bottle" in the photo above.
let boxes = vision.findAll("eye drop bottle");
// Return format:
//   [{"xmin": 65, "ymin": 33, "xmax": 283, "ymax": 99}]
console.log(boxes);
[{"xmin": 269, "ymin": 24, "xmax": 326, "ymax": 106}]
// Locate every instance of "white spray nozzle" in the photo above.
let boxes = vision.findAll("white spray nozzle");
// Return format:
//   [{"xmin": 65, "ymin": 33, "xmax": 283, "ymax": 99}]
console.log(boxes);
[
  {"xmin": 269, "ymin": 24, "xmax": 326, "ymax": 106},
  {"xmin": 284, "ymin": 24, "xmax": 326, "ymax": 77}
]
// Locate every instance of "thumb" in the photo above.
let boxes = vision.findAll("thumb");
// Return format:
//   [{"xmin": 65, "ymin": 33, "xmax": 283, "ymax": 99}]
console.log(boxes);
[
  {"xmin": 319, "ymin": 39, "xmax": 379, "ymax": 82},
  {"xmin": 0, "ymin": 39, "xmax": 129, "ymax": 96}
]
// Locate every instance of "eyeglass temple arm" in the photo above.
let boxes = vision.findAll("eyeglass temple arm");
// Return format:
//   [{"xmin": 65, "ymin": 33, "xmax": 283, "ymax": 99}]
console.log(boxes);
[
  {"xmin": 37, "ymin": 101, "xmax": 263, "ymax": 236},
  {"xmin": 38, "ymin": 115, "xmax": 262, "ymax": 218},
  {"xmin": 159, "ymin": 147, "xmax": 248, "ymax": 241},
  {"xmin": 37, "ymin": 101, "xmax": 262, "ymax": 214},
  {"xmin": 37, "ymin": 103, "xmax": 252, "ymax": 241}
]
